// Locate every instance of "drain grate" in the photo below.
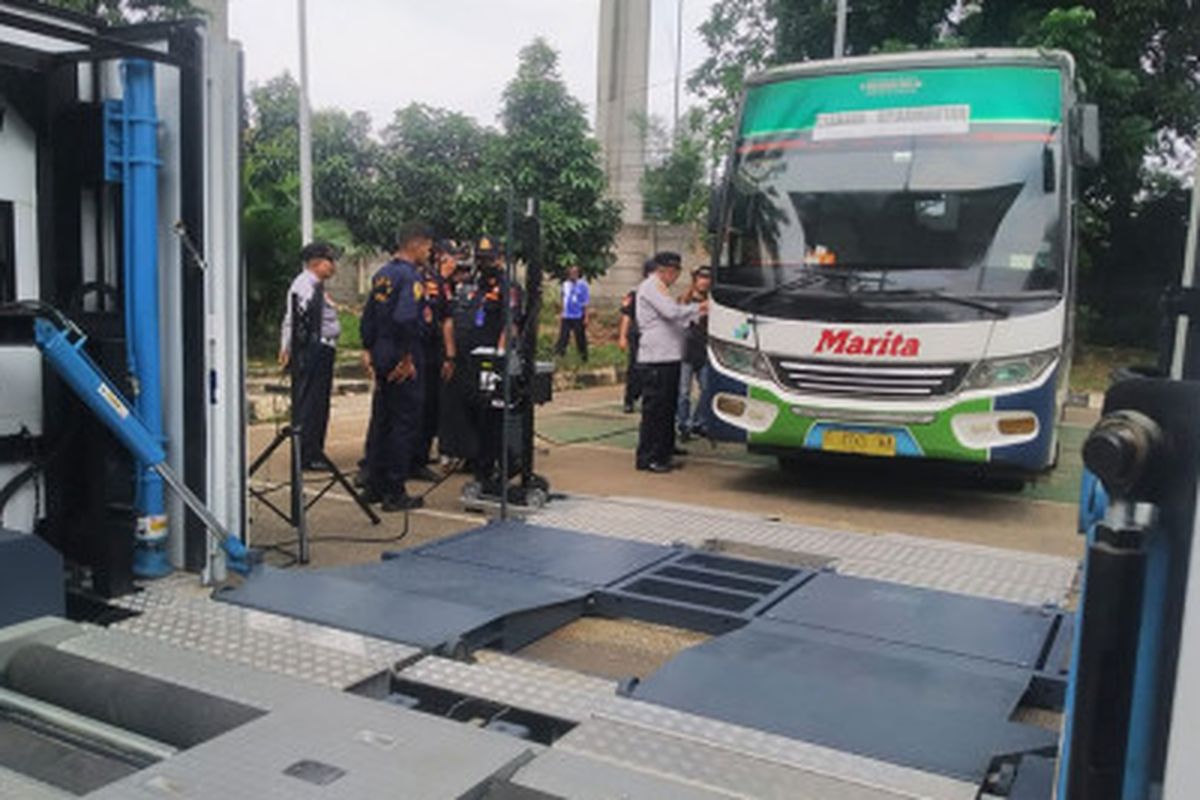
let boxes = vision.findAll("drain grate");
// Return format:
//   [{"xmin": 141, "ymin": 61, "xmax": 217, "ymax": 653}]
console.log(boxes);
[{"xmin": 595, "ymin": 551, "xmax": 816, "ymax": 635}]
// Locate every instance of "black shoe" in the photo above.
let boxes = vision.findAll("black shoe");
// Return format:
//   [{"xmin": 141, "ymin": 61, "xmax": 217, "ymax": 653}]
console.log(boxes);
[
  {"xmin": 636, "ymin": 461, "xmax": 672, "ymax": 474},
  {"xmin": 678, "ymin": 428, "xmax": 692, "ymax": 443},
  {"xmin": 410, "ymin": 465, "xmax": 441, "ymax": 482},
  {"xmin": 673, "ymin": 447, "xmax": 689, "ymax": 456},
  {"xmin": 360, "ymin": 486, "xmax": 382, "ymax": 504},
  {"xmin": 302, "ymin": 459, "xmax": 333, "ymax": 472},
  {"xmin": 381, "ymin": 493, "xmax": 424, "ymax": 512}
]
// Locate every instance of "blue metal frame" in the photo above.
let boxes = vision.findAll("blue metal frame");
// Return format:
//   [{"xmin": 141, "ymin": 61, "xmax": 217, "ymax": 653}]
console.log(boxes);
[{"xmin": 104, "ymin": 59, "xmax": 169, "ymax": 577}]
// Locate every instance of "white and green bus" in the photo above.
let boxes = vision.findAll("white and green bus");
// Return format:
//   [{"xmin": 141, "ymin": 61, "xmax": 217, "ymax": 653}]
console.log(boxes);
[{"xmin": 707, "ymin": 49, "xmax": 1099, "ymax": 475}]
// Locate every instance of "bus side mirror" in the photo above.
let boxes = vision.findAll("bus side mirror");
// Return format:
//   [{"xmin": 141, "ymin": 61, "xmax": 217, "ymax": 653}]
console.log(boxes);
[{"xmin": 1070, "ymin": 104, "xmax": 1101, "ymax": 168}]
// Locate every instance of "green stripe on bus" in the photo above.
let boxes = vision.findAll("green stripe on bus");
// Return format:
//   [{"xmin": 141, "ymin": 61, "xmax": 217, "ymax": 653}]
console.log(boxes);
[
  {"xmin": 742, "ymin": 65, "xmax": 1062, "ymax": 137},
  {"xmin": 747, "ymin": 386, "xmax": 991, "ymax": 462}
]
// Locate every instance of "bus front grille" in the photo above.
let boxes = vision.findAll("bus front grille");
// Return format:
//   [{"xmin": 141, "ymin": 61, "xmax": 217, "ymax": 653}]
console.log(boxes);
[{"xmin": 770, "ymin": 358, "xmax": 969, "ymax": 399}]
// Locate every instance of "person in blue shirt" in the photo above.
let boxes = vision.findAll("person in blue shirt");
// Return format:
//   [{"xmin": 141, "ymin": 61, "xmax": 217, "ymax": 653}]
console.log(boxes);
[
  {"xmin": 358, "ymin": 222, "xmax": 434, "ymax": 512},
  {"xmin": 554, "ymin": 264, "xmax": 590, "ymax": 362}
]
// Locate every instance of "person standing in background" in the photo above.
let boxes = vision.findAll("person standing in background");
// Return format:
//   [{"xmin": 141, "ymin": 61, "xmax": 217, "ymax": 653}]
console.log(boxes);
[
  {"xmin": 278, "ymin": 241, "xmax": 341, "ymax": 470},
  {"xmin": 358, "ymin": 223, "xmax": 434, "ymax": 512},
  {"xmin": 554, "ymin": 264, "xmax": 590, "ymax": 361},
  {"xmin": 677, "ymin": 266, "xmax": 713, "ymax": 442},
  {"xmin": 619, "ymin": 258, "xmax": 657, "ymax": 413},
  {"xmin": 411, "ymin": 240, "xmax": 458, "ymax": 481},
  {"xmin": 634, "ymin": 252, "xmax": 708, "ymax": 473}
]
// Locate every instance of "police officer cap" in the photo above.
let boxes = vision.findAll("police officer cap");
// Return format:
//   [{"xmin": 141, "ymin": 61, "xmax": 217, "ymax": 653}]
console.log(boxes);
[
  {"xmin": 642, "ymin": 258, "xmax": 658, "ymax": 278},
  {"xmin": 475, "ymin": 236, "xmax": 500, "ymax": 258},
  {"xmin": 654, "ymin": 251, "xmax": 683, "ymax": 269},
  {"xmin": 300, "ymin": 241, "xmax": 340, "ymax": 264}
]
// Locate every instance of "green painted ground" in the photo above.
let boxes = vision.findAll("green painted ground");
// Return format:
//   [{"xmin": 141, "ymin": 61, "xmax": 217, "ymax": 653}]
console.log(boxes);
[{"xmin": 537, "ymin": 402, "xmax": 1087, "ymax": 505}]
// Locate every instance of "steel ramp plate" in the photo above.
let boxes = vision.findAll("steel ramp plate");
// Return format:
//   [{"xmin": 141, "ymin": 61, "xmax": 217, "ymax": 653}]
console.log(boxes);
[
  {"xmin": 216, "ymin": 562, "xmax": 582, "ymax": 650},
  {"xmin": 765, "ymin": 573, "xmax": 1057, "ymax": 668},
  {"xmin": 217, "ymin": 522, "xmax": 674, "ymax": 652},
  {"xmin": 629, "ymin": 620, "xmax": 1056, "ymax": 783},
  {"xmin": 408, "ymin": 522, "xmax": 674, "ymax": 587}
]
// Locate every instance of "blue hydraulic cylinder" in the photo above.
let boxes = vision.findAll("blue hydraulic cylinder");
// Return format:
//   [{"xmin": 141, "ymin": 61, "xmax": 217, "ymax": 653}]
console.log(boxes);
[
  {"xmin": 33, "ymin": 316, "xmax": 254, "ymax": 576},
  {"xmin": 119, "ymin": 60, "xmax": 169, "ymax": 576},
  {"xmin": 1122, "ymin": 520, "xmax": 1171, "ymax": 799},
  {"xmin": 34, "ymin": 318, "xmax": 165, "ymax": 466}
]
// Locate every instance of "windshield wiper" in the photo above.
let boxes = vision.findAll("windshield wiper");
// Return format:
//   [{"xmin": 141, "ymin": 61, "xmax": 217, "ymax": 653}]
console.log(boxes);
[
  {"xmin": 740, "ymin": 267, "xmax": 855, "ymax": 310},
  {"xmin": 863, "ymin": 288, "xmax": 1011, "ymax": 319}
]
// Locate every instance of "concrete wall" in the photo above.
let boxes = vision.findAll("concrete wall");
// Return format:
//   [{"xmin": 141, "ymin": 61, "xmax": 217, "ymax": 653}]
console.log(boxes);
[
  {"xmin": 591, "ymin": 222, "xmax": 708, "ymax": 302},
  {"xmin": 327, "ymin": 251, "xmax": 388, "ymax": 307}
]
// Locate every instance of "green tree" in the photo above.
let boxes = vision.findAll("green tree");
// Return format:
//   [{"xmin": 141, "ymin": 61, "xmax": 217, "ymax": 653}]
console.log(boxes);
[
  {"xmin": 495, "ymin": 38, "xmax": 621, "ymax": 278},
  {"xmin": 365, "ymin": 104, "xmax": 497, "ymax": 248},
  {"xmin": 641, "ymin": 109, "xmax": 710, "ymax": 226},
  {"xmin": 688, "ymin": 0, "xmax": 776, "ymax": 166},
  {"xmin": 41, "ymin": 0, "xmax": 197, "ymax": 22}
]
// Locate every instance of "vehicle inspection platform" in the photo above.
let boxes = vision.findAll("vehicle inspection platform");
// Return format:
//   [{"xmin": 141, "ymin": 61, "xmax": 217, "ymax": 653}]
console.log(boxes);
[{"xmin": 0, "ymin": 499, "xmax": 1080, "ymax": 799}]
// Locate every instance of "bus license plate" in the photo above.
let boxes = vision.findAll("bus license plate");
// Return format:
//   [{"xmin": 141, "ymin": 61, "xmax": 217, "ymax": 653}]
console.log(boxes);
[{"xmin": 822, "ymin": 430, "xmax": 897, "ymax": 457}]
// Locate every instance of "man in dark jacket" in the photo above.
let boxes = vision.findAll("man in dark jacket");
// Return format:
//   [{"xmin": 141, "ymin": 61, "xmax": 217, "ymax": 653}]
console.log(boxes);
[
  {"xmin": 359, "ymin": 223, "xmax": 434, "ymax": 511},
  {"xmin": 619, "ymin": 258, "xmax": 657, "ymax": 413}
]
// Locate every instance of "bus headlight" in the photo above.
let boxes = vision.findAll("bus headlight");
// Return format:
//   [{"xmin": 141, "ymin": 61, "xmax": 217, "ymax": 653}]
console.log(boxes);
[
  {"xmin": 710, "ymin": 340, "xmax": 774, "ymax": 381},
  {"xmin": 962, "ymin": 349, "xmax": 1058, "ymax": 391}
]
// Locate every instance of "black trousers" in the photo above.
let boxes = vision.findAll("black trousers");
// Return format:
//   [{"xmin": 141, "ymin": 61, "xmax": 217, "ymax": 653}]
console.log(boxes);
[
  {"xmin": 364, "ymin": 359, "xmax": 424, "ymax": 495},
  {"xmin": 637, "ymin": 361, "xmax": 681, "ymax": 468},
  {"xmin": 554, "ymin": 318, "xmax": 588, "ymax": 360},
  {"xmin": 623, "ymin": 334, "xmax": 642, "ymax": 406},
  {"xmin": 416, "ymin": 345, "xmax": 442, "ymax": 467},
  {"xmin": 295, "ymin": 343, "xmax": 335, "ymax": 465}
]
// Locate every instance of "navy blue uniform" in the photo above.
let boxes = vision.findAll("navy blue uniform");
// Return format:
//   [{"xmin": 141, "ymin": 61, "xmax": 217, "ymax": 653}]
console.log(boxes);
[
  {"xmin": 438, "ymin": 272, "xmax": 512, "ymax": 472},
  {"xmin": 416, "ymin": 270, "xmax": 450, "ymax": 469},
  {"xmin": 360, "ymin": 258, "xmax": 425, "ymax": 496}
]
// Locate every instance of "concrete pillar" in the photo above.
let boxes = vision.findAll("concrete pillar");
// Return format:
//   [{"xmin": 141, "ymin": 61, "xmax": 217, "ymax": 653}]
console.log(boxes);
[{"xmin": 596, "ymin": 0, "xmax": 650, "ymax": 225}]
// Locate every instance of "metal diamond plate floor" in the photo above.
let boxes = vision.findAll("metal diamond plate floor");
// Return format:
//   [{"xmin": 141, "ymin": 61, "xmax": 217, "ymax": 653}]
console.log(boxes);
[{"xmin": 533, "ymin": 495, "xmax": 1079, "ymax": 605}]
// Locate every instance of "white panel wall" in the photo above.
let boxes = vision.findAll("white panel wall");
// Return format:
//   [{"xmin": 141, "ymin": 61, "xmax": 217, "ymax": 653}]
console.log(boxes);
[{"xmin": 0, "ymin": 93, "xmax": 41, "ymax": 531}]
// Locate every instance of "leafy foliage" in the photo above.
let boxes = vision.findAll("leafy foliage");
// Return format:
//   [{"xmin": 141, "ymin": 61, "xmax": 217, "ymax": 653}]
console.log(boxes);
[
  {"xmin": 41, "ymin": 0, "xmax": 197, "ymax": 23},
  {"xmin": 495, "ymin": 38, "xmax": 622, "ymax": 279},
  {"xmin": 241, "ymin": 38, "xmax": 621, "ymax": 351},
  {"xmin": 688, "ymin": 0, "xmax": 776, "ymax": 165},
  {"xmin": 641, "ymin": 109, "xmax": 710, "ymax": 226}
]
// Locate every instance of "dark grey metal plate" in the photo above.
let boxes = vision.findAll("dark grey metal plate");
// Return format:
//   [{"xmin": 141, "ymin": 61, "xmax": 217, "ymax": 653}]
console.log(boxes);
[
  {"xmin": 218, "ymin": 523, "xmax": 673, "ymax": 652},
  {"xmin": 630, "ymin": 620, "xmax": 1056, "ymax": 783},
  {"xmin": 0, "ymin": 530, "xmax": 64, "ymax": 627},
  {"xmin": 409, "ymin": 523, "xmax": 674, "ymax": 587},
  {"xmin": 765, "ymin": 573, "xmax": 1057, "ymax": 668},
  {"xmin": 1010, "ymin": 755, "xmax": 1056, "ymax": 799},
  {"xmin": 217, "ymin": 561, "xmax": 583, "ymax": 651}
]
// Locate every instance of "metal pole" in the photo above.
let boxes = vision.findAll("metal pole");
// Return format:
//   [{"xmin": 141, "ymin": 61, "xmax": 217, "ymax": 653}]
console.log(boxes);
[
  {"xmin": 500, "ymin": 192, "xmax": 515, "ymax": 520},
  {"xmin": 0, "ymin": 686, "xmax": 177, "ymax": 762},
  {"xmin": 297, "ymin": 0, "xmax": 314, "ymax": 243},
  {"xmin": 1170, "ymin": 149, "xmax": 1200, "ymax": 380},
  {"xmin": 123, "ymin": 60, "xmax": 169, "ymax": 579},
  {"xmin": 288, "ymin": 293, "xmax": 309, "ymax": 564},
  {"xmin": 673, "ymin": 0, "xmax": 684, "ymax": 137},
  {"xmin": 834, "ymin": 0, "xmax": 848, "ymax": 59}
]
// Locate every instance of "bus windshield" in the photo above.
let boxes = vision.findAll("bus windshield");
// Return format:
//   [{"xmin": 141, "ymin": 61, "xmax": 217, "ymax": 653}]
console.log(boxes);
[
  {"xmin": 713, "ymin": 64, "xmax": 1068, "ymax": 321},
  {"xmin": 717, "ymin": 134, "xmax": 1064, "ymax": 307}
]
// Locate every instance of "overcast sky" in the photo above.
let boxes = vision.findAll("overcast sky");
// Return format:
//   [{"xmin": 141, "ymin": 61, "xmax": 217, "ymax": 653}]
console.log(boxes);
[{"xmin": 228, "ymin": 0, "xmax": 717, "ymax": 134}]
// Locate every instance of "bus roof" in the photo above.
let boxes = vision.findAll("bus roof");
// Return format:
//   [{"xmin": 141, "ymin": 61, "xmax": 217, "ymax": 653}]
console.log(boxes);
[{"xmin": 747, "ymin": 48, "xmax": 1076, "ymax": 88}]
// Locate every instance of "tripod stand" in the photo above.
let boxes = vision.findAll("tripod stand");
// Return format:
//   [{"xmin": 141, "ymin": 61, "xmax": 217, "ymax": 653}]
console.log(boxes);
[{"xmin": 249, "ymin": 294, "xmax": 379, "ymax": 564}]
